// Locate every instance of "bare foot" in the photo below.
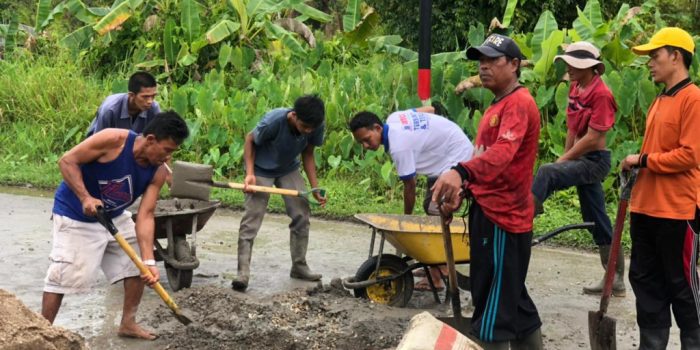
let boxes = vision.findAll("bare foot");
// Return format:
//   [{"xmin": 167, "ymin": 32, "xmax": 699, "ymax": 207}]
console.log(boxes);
[
  {"xmin": 118, "ymin": 323, "xmax": 158, "ymax": 340},
  {"xmin": 414, "ymin": 278, "xmax": 445, "ymax": 291}
]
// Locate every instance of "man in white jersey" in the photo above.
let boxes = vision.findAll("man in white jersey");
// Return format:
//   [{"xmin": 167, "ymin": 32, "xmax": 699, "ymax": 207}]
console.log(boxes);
[{"xmin": 349, "ymin": 106, "xmax": 474, "ymax": 290}]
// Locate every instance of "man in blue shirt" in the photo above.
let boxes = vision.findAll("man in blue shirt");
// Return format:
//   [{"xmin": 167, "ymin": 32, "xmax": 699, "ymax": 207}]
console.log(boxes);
[
  {"xmin": 86, "ymin": 71, "xmax": 161, "ymax": 137},
  {"xmin": 42, "ymin": 112, "xmax": 189, "ymax": 340},
  {"xmin": 232, "ymin": 95, "xmax": 327, "ymax": 292}
]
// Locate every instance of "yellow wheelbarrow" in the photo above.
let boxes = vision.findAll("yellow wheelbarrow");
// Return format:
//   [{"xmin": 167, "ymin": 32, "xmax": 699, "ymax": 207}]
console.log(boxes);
[{"xmin": 342, "ymin": 213, "xmax": 593, "ymax": 307}]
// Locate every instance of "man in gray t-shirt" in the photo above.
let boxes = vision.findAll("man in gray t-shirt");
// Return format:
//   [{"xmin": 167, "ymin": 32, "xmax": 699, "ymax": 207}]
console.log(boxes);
[
  {"xmin": 232, "ymin": 95, "xmax": 327, "ymax": 292},
  {"xmin": 86, "ymin": 71, "xmax": 161, "ymax": 137}
]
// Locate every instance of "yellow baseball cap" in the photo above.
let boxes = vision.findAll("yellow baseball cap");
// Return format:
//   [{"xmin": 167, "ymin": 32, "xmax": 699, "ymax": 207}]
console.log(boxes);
[{"xmin": 632, "ymin": 27, "xmax": 695, "ymax": 55}]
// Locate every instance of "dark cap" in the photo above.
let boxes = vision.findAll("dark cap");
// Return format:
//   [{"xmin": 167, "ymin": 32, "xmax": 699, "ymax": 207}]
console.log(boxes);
[{"xmin": 466, "ymin": 34, "xmax": 526, "ymax": 61}]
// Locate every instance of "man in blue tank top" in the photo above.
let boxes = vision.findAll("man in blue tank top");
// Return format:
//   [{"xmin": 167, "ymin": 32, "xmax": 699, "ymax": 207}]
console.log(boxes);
[
  {"xmin": 42, "ymin": 111, "xmax": 189, "ymax": 340},
  {"xmin": 232, "ymin": 95, "xmax": 327, "ymax": 292}
]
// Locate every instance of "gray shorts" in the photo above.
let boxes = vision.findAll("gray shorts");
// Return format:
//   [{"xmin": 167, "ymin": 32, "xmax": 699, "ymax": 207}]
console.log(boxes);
[{"xmin": 43, "ymin": 212, "xmax": 141, "ymax": 294}]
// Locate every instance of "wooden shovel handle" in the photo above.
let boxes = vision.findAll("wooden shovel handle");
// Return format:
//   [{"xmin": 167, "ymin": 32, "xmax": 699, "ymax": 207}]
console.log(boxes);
[
  {"xmin": 112, "ymin": 233, "xmax": 183, "ymax": 314},
  {"xmin": 215, "ymin": 181, "xmax": 300, "ymax": 197},
  {"xmin": 95, "ymin": 208, "xmax": 184, "ymax": 316}
]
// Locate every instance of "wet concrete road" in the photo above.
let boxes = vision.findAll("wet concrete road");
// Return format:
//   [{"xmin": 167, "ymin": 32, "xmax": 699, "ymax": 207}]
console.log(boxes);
[{"xmin": 0, "ymin": 188, "xmax": 683, "ymax": 349}]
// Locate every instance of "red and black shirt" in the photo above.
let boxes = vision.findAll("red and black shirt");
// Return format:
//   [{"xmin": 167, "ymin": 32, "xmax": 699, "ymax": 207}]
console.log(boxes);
[{"xmin": 457, "ymin": 87, "xmax": 541, "ymax": 233}]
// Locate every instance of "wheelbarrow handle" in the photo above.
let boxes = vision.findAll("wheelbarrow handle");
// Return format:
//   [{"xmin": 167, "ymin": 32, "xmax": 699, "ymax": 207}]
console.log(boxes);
[{"xmin": 95, "ymin": 207, "xmax": 192, "ymax": 325}]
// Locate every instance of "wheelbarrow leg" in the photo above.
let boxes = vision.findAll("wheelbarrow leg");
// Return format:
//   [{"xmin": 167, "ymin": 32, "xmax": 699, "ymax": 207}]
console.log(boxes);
[
  {"xmin": 190, "ymin": 215, "xmax": 198, "ymax": 256},
  {"xmin": 166, "ymin": 218, "xmax": 175, "ymax": 259}
]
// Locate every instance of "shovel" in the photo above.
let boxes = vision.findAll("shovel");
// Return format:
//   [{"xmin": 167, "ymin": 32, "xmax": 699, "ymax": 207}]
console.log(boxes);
[
  {"xmin": 170, "ymin": 161, "xmax": 325, "ymax": 205},
  {"xmin": 436, "ymin": 205, "xmax": 473, "ymax": 336},
  {"xmin": 95, "ymin": 207, "xmax": 194, "ymax": 326},
  {"xmin": 588, "ymin": 169, "xmax": 638, "ymax": 350}
]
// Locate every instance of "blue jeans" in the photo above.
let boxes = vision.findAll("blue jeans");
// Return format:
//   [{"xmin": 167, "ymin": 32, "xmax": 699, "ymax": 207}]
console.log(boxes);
[{"xmin": 531, "ymin": 150, "xmax": 613, "ymax": 245}]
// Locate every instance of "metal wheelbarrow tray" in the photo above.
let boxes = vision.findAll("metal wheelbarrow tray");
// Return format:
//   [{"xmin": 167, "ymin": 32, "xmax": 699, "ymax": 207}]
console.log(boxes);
[
  {"xmin": 343, "ymin": 213, "xmax": 593, "ymax": 307},
  {"xmin": 133, "ymin": 198, "xmax": 221, "ymax": 291}
]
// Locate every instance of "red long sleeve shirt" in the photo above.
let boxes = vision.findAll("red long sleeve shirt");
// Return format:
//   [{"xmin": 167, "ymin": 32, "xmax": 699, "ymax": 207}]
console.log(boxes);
[{"xmin": 459, "ymin": 87, "xmax": 541, "ymax": 233}]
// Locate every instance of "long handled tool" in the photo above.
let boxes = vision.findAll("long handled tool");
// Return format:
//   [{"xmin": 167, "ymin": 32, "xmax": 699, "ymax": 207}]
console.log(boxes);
[
  {"xmin": 170, "ymin": 161, "xmax": 325, "ymax": 205},
  {"xmin": 436, "ymin": 206, "xmax": 472, "ymax": 336},
  {"xmin": 588, "ymin": 169, "xmax": 638, "ymax": 350},
  {"xmin": 95, "ymin": 207, "xmax": 194, "ymax": 326}
]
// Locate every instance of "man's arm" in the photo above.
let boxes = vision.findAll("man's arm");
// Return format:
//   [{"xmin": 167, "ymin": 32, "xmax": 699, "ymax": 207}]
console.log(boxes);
[
  {"xmin": 643, "ymin": 100, "xmax": 700, "ymax": 173},
  {"xmin": 302, "ymin": 144, "xmax": 326, "ymax": 205},
  {"xmin": 402, "ymin": 177, "xmax": 416, "ymax": 214},
  {"xmin": 134, "ymin": 166, "xmax": 166, "ymax": 286},
  {"xmin": 563, "ymin": 129, "xmax": 575, "ymax": 153},
  {"xmin": 242, "ymin": 133, "xmax": 257, "ymax": 191},
  {"xmin": 557, "ymin": 127, "xmax": 606, "ymax": 163},
  {"xmin": 91, "ymin": 108, "xmax": 116, "ymax": 135},
  {"xmin": 58, "ymin": 129, "xmax": 126, "ymax": 216}
]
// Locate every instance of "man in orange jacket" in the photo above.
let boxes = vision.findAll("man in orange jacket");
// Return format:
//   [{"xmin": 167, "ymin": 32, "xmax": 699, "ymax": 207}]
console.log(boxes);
[{"xmin": 621, "ymin": 27, "xmax": 700, "ymax": 349}]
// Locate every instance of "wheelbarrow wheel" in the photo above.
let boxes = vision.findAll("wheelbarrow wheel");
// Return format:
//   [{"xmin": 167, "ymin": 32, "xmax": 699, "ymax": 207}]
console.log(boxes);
[
  {"xmin": 165, "ymin": 263, "xmax": 193, "ymax": 291},
  {"xmin": 353, "ymin": 254, "xmax": 413, "ymax": 307}
]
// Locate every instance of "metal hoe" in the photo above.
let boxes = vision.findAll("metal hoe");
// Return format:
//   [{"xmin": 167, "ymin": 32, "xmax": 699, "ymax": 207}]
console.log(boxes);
[
  {"xmin": 95, "ymin": 207, "xmax": 194, "ymax": 326},
  {"xmin": 588, "ymin": 169, "xmax": 638, "ymax": 350}
]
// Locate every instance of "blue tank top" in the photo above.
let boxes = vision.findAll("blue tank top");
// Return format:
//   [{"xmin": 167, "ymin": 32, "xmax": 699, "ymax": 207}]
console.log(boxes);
[{"xmin": 53, "ymin": 131, "xmax": 159, "ymax": 222}]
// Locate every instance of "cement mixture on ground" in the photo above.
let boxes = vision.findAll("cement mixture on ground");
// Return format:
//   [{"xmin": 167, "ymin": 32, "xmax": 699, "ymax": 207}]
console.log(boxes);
[{"xmin": 146, "ymin": 280, "xmax": 412, "ymax": 350}]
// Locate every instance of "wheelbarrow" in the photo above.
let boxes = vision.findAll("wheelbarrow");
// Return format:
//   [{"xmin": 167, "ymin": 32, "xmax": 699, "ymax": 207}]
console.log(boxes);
[
  {"xmin": 132, "ymin": 198, "xmax": 221, "ymax": 291},
  {"xmin": 342, "ymin": 213, "xmax": 594, "ymax": 307}
]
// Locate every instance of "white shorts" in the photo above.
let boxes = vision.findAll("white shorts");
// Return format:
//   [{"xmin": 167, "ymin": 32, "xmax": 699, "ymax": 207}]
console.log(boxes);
[{"xmin": 43, "ymin": 212, "xmax": 141, "ymax": 294}]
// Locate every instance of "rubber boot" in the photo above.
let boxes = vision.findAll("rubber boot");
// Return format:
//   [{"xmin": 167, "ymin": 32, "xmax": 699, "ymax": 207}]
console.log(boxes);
[
  {"xmin": 583, "ymin": 245, "xmax": 626, "ymax": 297},
  {"xmin": 510, "ymin": 328, "xmax": 543, "ymax": 350},
  {"xmin": 231, "ymin": 239, "xmax": 252, "ymax": 291},
  {"xmin": 639, "ymin": 328, "xmax": 670, "ymax": 350},
  {"xmin": 681, "ymin": 327, "xmax": 700, "ymax": 350},
  {"xmin": 534, "ymin": 196, "xmax": 544, "ymax": 217},
  {"xmin": 289, "ymin": 233, "xmax": 321, "ymax": 281}
]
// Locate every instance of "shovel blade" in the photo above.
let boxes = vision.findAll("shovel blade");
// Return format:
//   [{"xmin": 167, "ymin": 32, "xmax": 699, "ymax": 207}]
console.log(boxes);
[
  {"xmin": 588, "ymin": 310, "xmax": 617, "ymax": 350},
  {"xmin": 171, "ymin": 161, "xmax": 213, "ymax": 201},
  {"xmin": 173, "ymin": 309, "xmax": 194, "ymax": 326}
]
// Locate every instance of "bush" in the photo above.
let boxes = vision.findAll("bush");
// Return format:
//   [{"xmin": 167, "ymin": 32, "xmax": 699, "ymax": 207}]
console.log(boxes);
[{"xmin": 366, "ymin": 0, "xmax": 640, "ymax": 52}]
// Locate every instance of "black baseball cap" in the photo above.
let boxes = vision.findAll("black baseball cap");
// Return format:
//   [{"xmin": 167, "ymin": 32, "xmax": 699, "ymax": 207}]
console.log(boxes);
[{"xmin": 466, "ymin": 34, "xmax": 526, "ymax": 61}]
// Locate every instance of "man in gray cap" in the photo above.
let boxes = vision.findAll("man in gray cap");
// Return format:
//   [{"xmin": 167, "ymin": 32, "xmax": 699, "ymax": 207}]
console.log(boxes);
[{"xmin": 432, "ymin": 34, "xmax": 543, "ymax": 349}]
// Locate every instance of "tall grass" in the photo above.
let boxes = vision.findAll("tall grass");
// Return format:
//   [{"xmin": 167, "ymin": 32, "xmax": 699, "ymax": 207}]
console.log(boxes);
[{"xmin": 0, "ymin": 55, "xmax": 115, "ymax": 155}]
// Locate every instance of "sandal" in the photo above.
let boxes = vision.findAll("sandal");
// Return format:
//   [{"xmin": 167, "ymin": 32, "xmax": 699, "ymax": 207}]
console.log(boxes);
[{"xmin": 414, "ymin": 278, "xmax": 445, "ymax": 292}]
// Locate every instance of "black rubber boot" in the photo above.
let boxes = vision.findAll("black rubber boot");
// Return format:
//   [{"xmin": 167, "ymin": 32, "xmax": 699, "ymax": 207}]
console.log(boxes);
[
  {"xmin": 583, "ymin": 245, "xmax": 626, "ymax": 297},
  {"xmin": 511, "ymin": 328, "xmax": 543, "ymax": 350},
  {"xmin": 290, "ymin": 233, "xmax": 321, "ymax": 281},
  {"xmin": 231, "ymin": 239, "xmax": 252, "ymax": 291},
  {"xmin": 639, "ymin": 328, "xmax": 670, "ymax": 350},
  {"xmin": 681, "ymin": 327, "xmax": 700, "ymax": 350}
]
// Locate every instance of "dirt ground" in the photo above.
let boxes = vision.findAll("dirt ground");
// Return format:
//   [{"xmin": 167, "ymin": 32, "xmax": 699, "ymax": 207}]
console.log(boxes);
[{"xmin": 0, "ymin": 187, "xmax": 684, "ymax": 349}]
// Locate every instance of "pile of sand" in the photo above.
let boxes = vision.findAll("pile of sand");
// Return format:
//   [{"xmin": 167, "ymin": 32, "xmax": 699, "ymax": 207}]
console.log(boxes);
[
  {"xmin": 147, "ymin": 280, "xmax": 414, "ymax": 349},
  {"xmin": 0, "ymin": 289, "xmax": 86, "ymax": 350}
]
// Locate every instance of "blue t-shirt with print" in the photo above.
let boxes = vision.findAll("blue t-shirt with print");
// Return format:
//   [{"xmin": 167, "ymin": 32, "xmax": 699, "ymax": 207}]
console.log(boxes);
[{"xmin": 251, "ymin": 108, "xmax": 324, "ymax": 178}]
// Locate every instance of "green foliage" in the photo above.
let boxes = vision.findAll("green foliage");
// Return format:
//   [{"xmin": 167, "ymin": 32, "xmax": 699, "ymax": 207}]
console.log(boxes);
[
  {"xmin": 366, "ymin": 0, "xmax": 640, "ymax": 52},
  {"xmin": 0, "ymin": 0, "xmax": 696, "ymax": 233}
]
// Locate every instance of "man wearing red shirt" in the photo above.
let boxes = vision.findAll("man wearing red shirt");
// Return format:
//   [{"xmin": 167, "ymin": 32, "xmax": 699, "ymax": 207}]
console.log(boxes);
[
  {"xmin": 432, "ymin": 34, "xmax": 542, "ymax": 349},
  {"xmin": 531, "ymin": 41, "xmax": 622, "ymax": 297}
]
